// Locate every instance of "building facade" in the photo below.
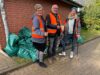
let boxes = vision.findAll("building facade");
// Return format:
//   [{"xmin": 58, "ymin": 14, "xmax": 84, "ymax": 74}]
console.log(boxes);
[{"xmin": 0, "ymin": 0, "xmax": 82, "ymax": 48}]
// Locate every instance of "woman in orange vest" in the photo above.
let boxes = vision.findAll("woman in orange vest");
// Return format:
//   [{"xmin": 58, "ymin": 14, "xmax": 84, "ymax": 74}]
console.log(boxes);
[
  {"xmin": 46, "ymin": 4, "xmax": 64, "ymax": 63},
  {"xmin": 32, "ymin": 4, "xmax": 48, "ymax": 68}
]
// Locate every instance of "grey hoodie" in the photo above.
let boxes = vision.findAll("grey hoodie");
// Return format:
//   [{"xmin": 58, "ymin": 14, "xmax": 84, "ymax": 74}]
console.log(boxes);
[{"xmin": 32, "ymin": 15, "xmax": 46, "ymax": 43}]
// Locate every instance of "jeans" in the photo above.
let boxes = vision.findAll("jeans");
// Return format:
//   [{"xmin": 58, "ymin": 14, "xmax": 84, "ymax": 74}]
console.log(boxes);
[
  {"xmin": 61, "ymin": 34, "xmax": 76, "ymax": 52},
  {"xmin": 47, "ymin": 36, "xmax": 58, "ymax": 57}
]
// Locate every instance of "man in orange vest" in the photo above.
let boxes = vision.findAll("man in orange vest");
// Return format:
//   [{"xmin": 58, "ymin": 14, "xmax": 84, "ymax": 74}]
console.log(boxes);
[{"xmin": 46, "ymin": 4, "xmax": 63, "ymax": 62}]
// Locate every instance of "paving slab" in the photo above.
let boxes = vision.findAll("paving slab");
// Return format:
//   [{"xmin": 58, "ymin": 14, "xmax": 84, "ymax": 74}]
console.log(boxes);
[
  {"xmin": 0, "ymin": 53, "xmax": 17, "ymax": 74},
  {"xmin": 6, "ymin": 38, "xmax": 100, "ymax": 75}
]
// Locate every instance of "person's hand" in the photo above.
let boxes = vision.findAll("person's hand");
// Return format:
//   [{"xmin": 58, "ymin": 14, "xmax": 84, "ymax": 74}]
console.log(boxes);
[
  {"xmin": 44, "ymin": 32, "xmax": 48, "ymax": 36},
  {"xmin": 61, "ymin": 25, "xmax": 64, "ymax": 32},
  {"xmin": 57, "ymin": 26, "xmax": 60, "ymax": 29},
  {"xmin": 76, "ymin": 34, "xmax": 80, "ymax": 38}
]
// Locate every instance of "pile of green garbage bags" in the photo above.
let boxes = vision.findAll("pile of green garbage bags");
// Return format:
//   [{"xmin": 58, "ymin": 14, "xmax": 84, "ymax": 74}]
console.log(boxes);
[
  {"xmin": 4, "ymin": 27, "xmax": 38, "ymax": 62},
  {"xmin": 3, "ymin": 27, "xmax": 84, "ymax": 62}
]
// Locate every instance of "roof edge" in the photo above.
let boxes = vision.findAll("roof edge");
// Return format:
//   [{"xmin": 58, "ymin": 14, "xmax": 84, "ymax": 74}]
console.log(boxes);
[{"xmin": 60, "ymin": 0, "xmax": 83, "ymax": 7}]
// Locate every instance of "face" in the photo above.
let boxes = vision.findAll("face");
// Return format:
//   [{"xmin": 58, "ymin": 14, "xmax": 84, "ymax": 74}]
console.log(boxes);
[
  {"xmin": 51, "ymin": 5, "xmax": 59, "ymax": 14},
  {"xmin": 71, "ymin": 9, "xmax": 77, "ymax": 16},
  {"xmin": 36, "ymin": 8, "xmax": 43, "ymax": 16}
]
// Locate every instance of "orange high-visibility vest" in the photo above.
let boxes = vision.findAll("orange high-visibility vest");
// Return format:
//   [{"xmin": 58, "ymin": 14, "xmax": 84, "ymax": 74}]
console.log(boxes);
[
  {"xmin": 47, "ymin": 13, "xmax": 62, "ymax": 34},
  {"xmin": 32, "ymin": 16, "xmax": 44, "ymax": 39}
]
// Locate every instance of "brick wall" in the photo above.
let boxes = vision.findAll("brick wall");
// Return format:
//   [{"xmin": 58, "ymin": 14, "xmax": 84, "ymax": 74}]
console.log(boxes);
[
  {"xmin": 0, "ymin": 0, "xmax": 72, "ymax": 48},
  {"xmin": 0, "ymin": 16, "xmax": 6, "ymax": 48}
]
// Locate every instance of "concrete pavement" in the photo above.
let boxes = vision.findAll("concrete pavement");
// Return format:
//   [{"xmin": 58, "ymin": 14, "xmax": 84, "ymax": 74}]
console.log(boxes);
[
  {"xmin": 0, "ymin": 53, "xmax": 17, "ymax": 74},
  {"xmin": 4, "ymin": 38, "xmax": 100, "ymax": 75}
]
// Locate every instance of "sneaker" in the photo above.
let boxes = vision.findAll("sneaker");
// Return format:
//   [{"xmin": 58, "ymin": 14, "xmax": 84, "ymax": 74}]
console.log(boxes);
[
  {"xmin": 39, "ymin": 62, "xmax": 47, "ymax": 68},
  {"xmin": 59, "ymin": 52, "xmax": 66, "ymax": 56},
  {"xmin": 70, "ymin": 51, "xmax": 74, "ymax": 59}
]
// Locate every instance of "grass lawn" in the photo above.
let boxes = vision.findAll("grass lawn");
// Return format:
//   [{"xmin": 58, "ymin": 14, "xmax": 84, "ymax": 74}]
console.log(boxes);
[
  {"xmin": 81, "ymin": 29, "xmax": 100, "ymax": 42},
  {"xmin": 12, "ymin": 29, "xmax": 100, "ymax": 65},
  {"xmin": 12, "ymin": 57, "xmax": 32, "ymax": 64}
]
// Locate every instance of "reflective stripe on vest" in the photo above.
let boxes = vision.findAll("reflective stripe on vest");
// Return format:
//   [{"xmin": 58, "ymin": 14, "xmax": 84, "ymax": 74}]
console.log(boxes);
[
  {"xmin": 32, "ymin": 16, "xmax": 44, "ymax": 39},
  {"xmin": 47, "ymin": 13, "xmax": 62, "ymax": 34}
]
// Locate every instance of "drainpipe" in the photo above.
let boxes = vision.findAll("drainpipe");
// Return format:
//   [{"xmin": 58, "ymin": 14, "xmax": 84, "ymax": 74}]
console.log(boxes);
[
  {"xmin": 0, "ymin": 0, "xmax": 9, "ymax": 43},
  {"xmin": 0, "ymin": 0, "xmax": 9, "ymax": 57}
]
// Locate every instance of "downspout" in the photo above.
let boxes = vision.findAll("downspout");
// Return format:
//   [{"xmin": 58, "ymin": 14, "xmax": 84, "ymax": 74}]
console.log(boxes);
[
  {"xmin": 0, "ymin": 0, "xmax": 9, "ymax": 43},
  {"xmin": 0, "ymin": 0, "xmax": 9, "ymax": 57}
]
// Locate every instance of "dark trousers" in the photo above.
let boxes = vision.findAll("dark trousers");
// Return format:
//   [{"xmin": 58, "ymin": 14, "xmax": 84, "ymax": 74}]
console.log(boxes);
[
  {"xmin": 33, "ymin": 42, "xmax": 46, "ymax": 52},
  {"xmin": 47, "ymin": 36, "xmax": 58, "ymax": 57},
  {"xmin": 61, "ymin": 34, "xmax": 76, "ymax": 52}
]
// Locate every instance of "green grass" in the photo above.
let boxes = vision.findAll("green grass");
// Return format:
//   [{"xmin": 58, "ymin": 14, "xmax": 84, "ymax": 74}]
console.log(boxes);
[
  {"xmin": 12, "ymin": 57, "xmax": 32, "ymax": 65},
  {"xmin": 81, "ymin": 29, "xmax": 100, "ymax": 42}
]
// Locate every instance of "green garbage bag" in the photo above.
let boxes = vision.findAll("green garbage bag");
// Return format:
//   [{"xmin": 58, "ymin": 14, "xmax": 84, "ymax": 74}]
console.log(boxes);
[
  {"xmin": 17, "ymin": 46, "xmax": 31, "ymax": 59},
  {"xmin": 26, "ymin": 38, "xmax": 32, "ymax": 44},
  {"xmin": 18, "ymin": 38, "xmax": 33, "ymax": 47},
  {"xmin": 4, "ymin": 43, "xmax": 18, "ymax": 56},
  {"xmin": 29, "ymin": 47, "xmax": 38, "ymax": 62},
  {"xmin": 4, "ymin": 33, "xmax": 19, "ymax": 56},
  {"xmin": 77, "ymin": 36, "xmax": 84, "ymax": 44},
  {"xmin": 18, "ymin": 39, "xmax": 26, "ymax": 46},
  {"xmin": 9, "ymin": 33, "xmax": 19, "ymax": 46},
  {"xmin": 26, "ymin": 44, "xmax": 38, "ymax": 62},
  {"xmin": 17, "ymin": 27, "xmax": 38, "ymax": 61},
  {"xmin": 17, "ymin": 45, "xmax": 38, "ymax": 61},
  {"xmin": 18, "ymin": 39, "xmax": 38, "ymax": 62},
  {"xmin": 18, "ymin": 27, "xmax": 31, "ymax": 39}
]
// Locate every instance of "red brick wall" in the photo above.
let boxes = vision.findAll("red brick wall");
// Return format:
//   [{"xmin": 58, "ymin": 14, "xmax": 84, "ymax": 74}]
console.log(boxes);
[
  {"xmin": 0, "ymin": 16, "xmax": 6, "ymax": 48},
  {"xmin": 0, "ymin": 0, "xmax": 72, "ymax": 48}
]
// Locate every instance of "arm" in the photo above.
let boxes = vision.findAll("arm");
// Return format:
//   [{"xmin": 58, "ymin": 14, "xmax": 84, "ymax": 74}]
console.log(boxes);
[
  {"xmin": 46, "ymin": 14, "xmax": 57, "ymax": 29},
  {"xmin": 32, "ymin": 16, "xmax": 45, "ymax": 36},
  {"xmin": 63, "ymin": 17, "xmax": 69, "ymax": 34}
]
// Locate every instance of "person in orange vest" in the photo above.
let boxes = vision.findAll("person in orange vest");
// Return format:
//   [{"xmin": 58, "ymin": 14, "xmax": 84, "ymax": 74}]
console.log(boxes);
[
  {"xmin": 46, "ymin": 4, "xmax": 64, "ymax": 62},
  {"xmin": 59, "ymin": 7, "xmax": 81, "ymax": 59},
  {"xmin": 32, "ymin": 4, "xmax": 48, "ymax": 68}
]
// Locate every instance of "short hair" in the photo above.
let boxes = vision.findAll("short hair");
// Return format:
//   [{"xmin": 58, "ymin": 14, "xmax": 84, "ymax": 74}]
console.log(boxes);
[
  {"xmin": 34, "ymin": 4, "xmax": 43, "ymax": 10},
  {"xmin": 51, "ymin": 4, "xmax": 59, "ymax": 9}
]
